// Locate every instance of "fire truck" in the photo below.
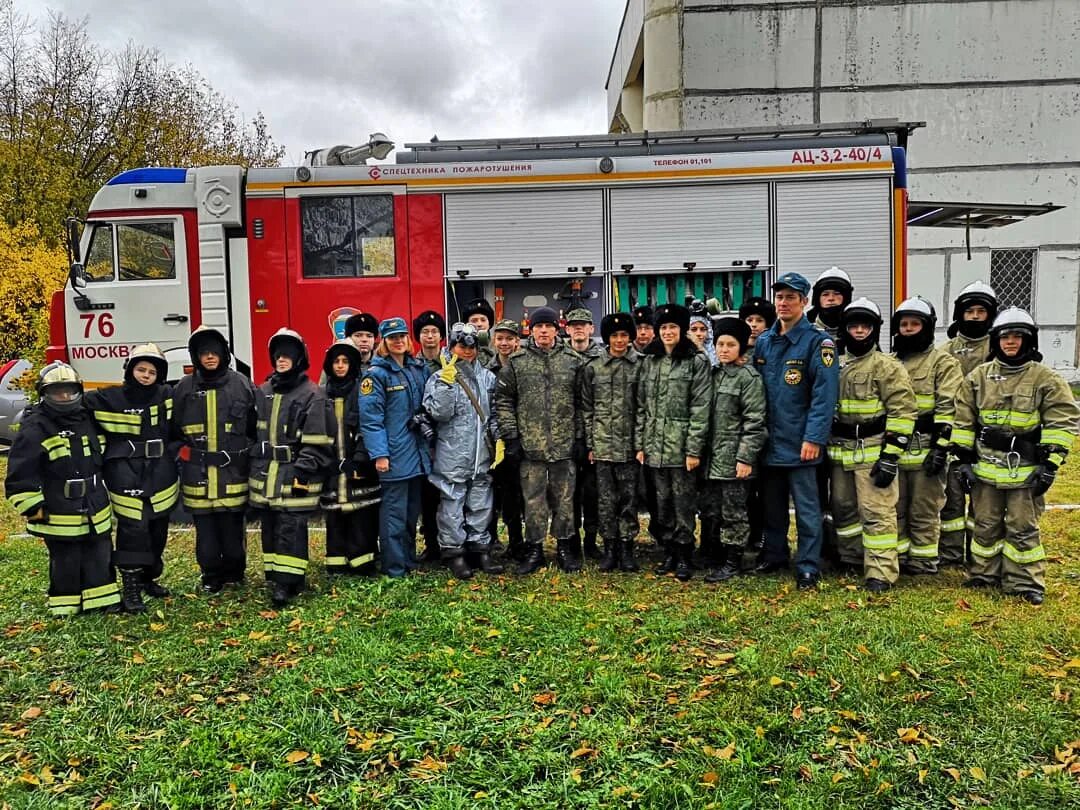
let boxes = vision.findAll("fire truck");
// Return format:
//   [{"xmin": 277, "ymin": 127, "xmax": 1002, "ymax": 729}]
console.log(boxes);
[{"xmin": 49, "ymin": 119, "xmax": 920, "ymax": 384}]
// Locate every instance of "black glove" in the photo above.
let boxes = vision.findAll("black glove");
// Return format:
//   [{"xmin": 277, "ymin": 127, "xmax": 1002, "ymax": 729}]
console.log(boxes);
[
  {"xmin": 956, "ymin": 463, "xmax": 977, "ymax": 494},
  {"xmin": 1027, "ymin": 464, "xmax": 1057, "ymax": 497},
  {"xmin": 922, "ymin": 446, "xmax": 949, "ymax": 477},
  {"xmin": 573, "ymin": 439, "xmax": 589, "ymax": 464},
  {"xmin": 870, "ymin": 454, "xmax": 899, "ymax": 488},
  {"xmin": 505, "ymin": 437, "xmax": 524, "ymax": 462}
]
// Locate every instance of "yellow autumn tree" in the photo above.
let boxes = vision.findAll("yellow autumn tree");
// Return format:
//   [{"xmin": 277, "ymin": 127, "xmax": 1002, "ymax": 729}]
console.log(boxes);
[{"xmin": 0, "ymin": 221, "xmax": 67, "ymax": 361}]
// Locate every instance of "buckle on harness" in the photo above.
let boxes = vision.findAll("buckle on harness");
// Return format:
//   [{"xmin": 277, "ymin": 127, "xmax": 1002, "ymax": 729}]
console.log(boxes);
[
  {"xmin": 854, "ymin": 439, "xmax": 866, "ymax": 465},
  {"xmin": 271, "ymin": 444, "xmax": 293, "ymax": 463},
  {"xmin": 64, "ymin": 478, "xmax": 89, "ymax": 499},
  {"xmin": 1005, "ymin": 451, "xmax": 1021, "ymax": 479},
  {"xmin": 144, "ymin": 438, "xmax": 165, "ymax": 458}
]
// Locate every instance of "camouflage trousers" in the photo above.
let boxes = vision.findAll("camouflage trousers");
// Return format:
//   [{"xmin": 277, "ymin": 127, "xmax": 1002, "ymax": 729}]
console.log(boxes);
[
  {"xmin": 520, "ymin": 459, "xmax": 576, "ymax": 546},
  {"xmin": 700, "ymin": 479, "xmax": 750, "ymax": 548},
  {"xmin": 969, "ymin": 482, "xmax": 1046, "ymax": 595},
  {"xmin": 650, "ymin": 466, "xmax": 697, "ymax": 547},
  {"xmin": 595, "ymin": 460, "xmax": 639, "ymax": 542}
]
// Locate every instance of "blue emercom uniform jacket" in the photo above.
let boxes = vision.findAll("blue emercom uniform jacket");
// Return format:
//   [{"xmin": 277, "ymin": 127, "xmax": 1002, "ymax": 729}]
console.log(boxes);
[
  {"xmin": 752, "ymin": 315, "xmax": 839, "ymax": 466},
  {"xmin": 358, "ymin": 354, "xmax": 432, "ymax": 483}
]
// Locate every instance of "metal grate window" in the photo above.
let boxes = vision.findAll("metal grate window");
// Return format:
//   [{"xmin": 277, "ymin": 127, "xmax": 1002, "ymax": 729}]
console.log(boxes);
[{"xmin": 989, "ymin": 248, "xmax": 1036, "ymax": 311}]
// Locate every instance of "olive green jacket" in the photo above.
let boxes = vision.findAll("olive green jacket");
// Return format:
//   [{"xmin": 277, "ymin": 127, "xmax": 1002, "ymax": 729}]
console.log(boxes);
[
  {"xmin": 634, "ymin": 338, "xmax": 711, "ymax": 468},
  {"xmin": 704, "ymin": 363, "xmax": 767, "ymax": 480},
  {"xmin": 581, "ymin": 348, "xmax": 639, "ymax": 463}
]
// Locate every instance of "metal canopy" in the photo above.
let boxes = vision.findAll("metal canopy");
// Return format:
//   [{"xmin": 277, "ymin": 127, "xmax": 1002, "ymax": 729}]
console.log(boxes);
[{"xmin": 907, "ymin": 200, "xmax": 1063, "ymax": 228}]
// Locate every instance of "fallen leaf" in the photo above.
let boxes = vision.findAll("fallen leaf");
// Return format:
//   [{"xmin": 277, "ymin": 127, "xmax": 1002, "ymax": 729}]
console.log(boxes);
[
  {"xmin": 700, "ymin": 771, "xmax": 718, "ymax": 785},
  {"xmin": 831, "ymin": 772, "xmax": 844, "ymax": 784},
  {"xmin": 571, "ymin": 745, "xmax": 597, "ymax": 759},
  {"xmin": 149, "ymin": 622, "xmax": 166, "ymax": 632},
  {"xmin": 768, "ymin": 676, "xmax": 786, "ymax": 687},
  {"xmin": 969, "ymin": 766, "xmax": 986, "ymax": 782},
  {"xmin": 132, "ymin": 652, "xmax": 146, "ymax": 664},
  {"xmin": 944, "ymin": 767, "xmax": 962, "ymax": 782},
  {"xmin": 285, "ymin": 750, "xmax": 309, "ymax": 764},
  {"xmin": 533, "ymin": 692, "xmax": 556, "ymax": 706},
  {"xmin": 20, "ymin": 706, "xmax": 41, "ymax": 720},
  {"xmin": 956, "ymin": 598, "xmax": 972, "ymax": 611},
  {"xmin": 486, "ymin": 629, "xmax": 501, "ymax": 638},
  {"xmin": 792, "ymin": 704, "xmax": 805, "ymax": 721}
]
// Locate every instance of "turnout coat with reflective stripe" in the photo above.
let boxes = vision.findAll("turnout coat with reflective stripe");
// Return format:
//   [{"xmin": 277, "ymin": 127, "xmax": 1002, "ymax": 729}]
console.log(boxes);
[
  {"xmin": 171, "ymin": 369, "xmax": 257, "ymax": 513},
  {"xmin": 84, "ymin": 385, "xmax": 179, "ymax": 520},
  {"xmin": 893, "ymin": 346, "xmax": 963, "ymax": 469},
  {"xmin": 953, "ymin": 359, "xmax": 1079, "ymax": 488},
  {"xmin": 320, "ymin": 379, "xmax": 381, "ymax": 513},
  {"xmin": 828, "ymin": 349, "xmax": 917, "ymax": 470},
  {"xmin": 4, "ymin": 405, "xmax": 112, "ymax": 539},
  {"xmin": 249, "ymin": 378, "xmax": 334, "ymax": 510}
]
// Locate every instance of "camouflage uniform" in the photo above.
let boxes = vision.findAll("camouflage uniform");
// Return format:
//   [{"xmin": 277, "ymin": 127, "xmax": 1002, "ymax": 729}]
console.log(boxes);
[
  {"xmin": 495, "ymin": 337, "xmax": 585, "ymax": 566},
  {"xmin": 894, "ymin": 345, "xmax": 963, "ymax": 573},
  {"xmin": 571, "ymin": 340, "xmax": 604, "ymax": 555},
  {"xmin": 635, "ymin": 339, "xmax": 711, "ymax": 562},
  {"xmin": 701, "ymin": 363, "xmax": 767, "ymax": 552},
  {"xmin": 581, "ymin": 346, "xmax": 640, "ymax": 567},
  {"xmin": 953, "ymin": 356, "xmax": 1079, "ymax": 597},
  {"xmin": 829, "ymin": 348, "xmax": 917, "ymax": 585}
]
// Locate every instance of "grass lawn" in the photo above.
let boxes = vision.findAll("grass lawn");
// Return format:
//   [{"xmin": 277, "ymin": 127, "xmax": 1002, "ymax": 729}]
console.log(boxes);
[{"xmin": 1, "ymin": 457, "xmax": 1079, "ymax": 808}]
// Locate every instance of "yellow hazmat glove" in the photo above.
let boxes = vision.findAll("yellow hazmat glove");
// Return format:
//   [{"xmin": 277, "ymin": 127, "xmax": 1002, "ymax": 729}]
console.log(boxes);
[
  {"xmin": 492, "ymin": 438, "xmax": 505, "ymax": 468},
  {"xmin": 438, "ymin": 355, "xmax": 458, "ymax": 385}
]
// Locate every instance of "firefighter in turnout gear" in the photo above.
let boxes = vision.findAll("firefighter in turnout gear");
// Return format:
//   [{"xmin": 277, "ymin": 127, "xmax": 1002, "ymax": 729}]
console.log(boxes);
[
  {"xmin": 5, "ymin": 363, "xmax": 119, "ymax": 615},
  {"xmin": 808, "ymin": 266, "xmax": 854, "ymax": 340},
  {"xmin": 172, "ymin": 327, "xmax": 257, "ymax": 593},
  {"xmin": 249, "ymin": 329, "xmax": 333, "ymax": 606},
  {"xmin": 890, "ymin": 299, "xmax": 963, "ymax": 575},
  {"xmin": 320, "ymin": 341, "xmax": 380, "ymax": 576},
  {"xmin": 939, "ymin": 280, "xmax": 998, "ymax": 565},
  {"xmin": 952, "ymin": 308, "xmax": 1079, "ymax": 604},
  {"xmin": 581, "ymin": 312, "xmax": 641, "ymax": 573},
  {"xmin": 635, "ymin": 304, "xmax": 712, "ymax": 581},
  {"xmin": 85, "ymin": 344, "xmax": 178, "ymax": 612},
  {"xmin": 829, "ymin": 298, "xmax": 917, "ymax": 592}
]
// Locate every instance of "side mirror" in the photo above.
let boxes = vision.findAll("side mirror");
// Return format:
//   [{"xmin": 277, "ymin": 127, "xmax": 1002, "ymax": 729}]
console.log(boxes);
[
  {"xmin": 64, "ymin": 217, "xmax": 82, "ymax": 264},
  {"xmin": 69, "ymin": 262, "xmax": 87, "ymax": 290}
]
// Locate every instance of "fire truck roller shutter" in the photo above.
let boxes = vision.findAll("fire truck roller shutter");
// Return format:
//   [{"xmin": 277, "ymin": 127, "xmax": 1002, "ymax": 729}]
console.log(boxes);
[
  {"xmin": 775, "ymin": 178, "xmax": 894, "ymax": 311},
  {"xmin": 444, "ymin": 190, "xmax": 604, "ymax": 278}
]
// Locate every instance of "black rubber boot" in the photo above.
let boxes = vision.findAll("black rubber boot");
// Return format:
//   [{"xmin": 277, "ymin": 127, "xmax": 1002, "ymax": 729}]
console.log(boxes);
[
  {"xmin": 142, "ymin": 577, "xmax": 171, "ymax": 598},
  {"xmin": 445, "ymin": 554, "xmax": 474, "ymax": 580},
  {"xmin": 674, "ymin": 545, "xmax": 693, "ymax": 582},
  {"xmin": 516, "ymin": 544, "xmax": 545, "ymax": 575},
  {"xmin": 705, "ymin": 546, "xmax": 741, "ymax": 583},
  {"xmin": 598, "ymin": 538, "xmax": 621, "ymax": 572},
  {"xmin": 582, "ymin": 531, "xmax": 601, "ymax": 561},
  {"xmin": 119, "ymin": 569, "xmax": 147, "ymax": 614},
  {"xmin": 655, "ymin": 543, "xmax": 677, "ymax": 575},
  {"xmin": 556, "ymin": 539, "xmax": 582, "ymax": 573},
  {"xmin": 476, "ymin": 551, "xmax": 505, "ymax": 575},
  {"xmin": 619, "ymin": 538, "xmax": 640, "ymax": 572},
  {"xmin": 270, "ymin": 581, "xmax": 291, "ymax": 607}
]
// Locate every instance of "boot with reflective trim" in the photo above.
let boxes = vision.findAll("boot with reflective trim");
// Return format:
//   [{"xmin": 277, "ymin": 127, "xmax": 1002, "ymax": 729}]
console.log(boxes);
[{"xmin": 119, "ymin": 569, "xmax": 147, "ymax": 614}]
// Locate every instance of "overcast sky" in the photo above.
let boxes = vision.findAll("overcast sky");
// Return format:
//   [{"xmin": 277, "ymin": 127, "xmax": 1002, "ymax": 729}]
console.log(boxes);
[{"xmin": 19, "ymin": 0, "xmax": 628, "ymax": 164}]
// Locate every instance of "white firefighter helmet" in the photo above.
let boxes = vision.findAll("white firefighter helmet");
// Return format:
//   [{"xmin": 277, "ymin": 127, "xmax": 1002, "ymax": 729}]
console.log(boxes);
[
  {"xmin": 989, "ymin": 307, "xmax": 1039, "ymax": 363},
  {"xmin": 891, "ymin": 296, "xmax": 937, "ymax": 331},
  {"xmin": 125, "ymin": 342, "xmax": 168, "ymax": 382},
  {"xmin": 990, "ymin": 306, "xmax": 1036, "ymax": 335},
  {"xmin": 842, "ymin": 297, "xmax": 882, "ymax": 325},
  {"xmin": 268, "ymin": 327, "xmax": 310, "ymax": 374},
  {"xmin": 37, "ymin": 362, "xmax": 84, "ymax": 411},
  {"xmin": 951, "ymin": 280, "xmax": 998, "ymax": 322},
  {"xmin": 817, "ymin": 266, "xmax": 852, "ymax": 286}
]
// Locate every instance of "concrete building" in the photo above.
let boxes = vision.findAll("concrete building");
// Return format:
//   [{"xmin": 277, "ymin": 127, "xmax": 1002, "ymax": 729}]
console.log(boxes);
[{"xmin": 607, "ymin": 0, "xmax": 1080, "ymax": 374}]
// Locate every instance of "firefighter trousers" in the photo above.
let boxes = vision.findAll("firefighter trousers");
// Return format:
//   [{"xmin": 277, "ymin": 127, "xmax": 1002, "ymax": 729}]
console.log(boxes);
[
  {"xmin": 573, "ymin": 459, "xmax": 599, "ymax": 538},
  {"xmin": 193, "ymin": 511, "xmax": 247, "ymax": 587},
  {"xmin": 939, "ymin": 461, "xmax": 973, "ymax": 566},
  {"xmin": 325, "ymin": 508, "xmax": 378, "ymax": 575},
  {"xmin": 595, "ymin": 460, "xmax": 639, "ymax": 543},
  {"xmin": 831, "ymin": 466, "xmax": 900, "ymax": 584},
  {"xmin": 489, "ymin": 456, "xmax": 524, "ymax": 547},
  {"xmin": 44, "ymin": 534, "xmax": 120, "ymax": 616},
  {"xmin": 260, "ymin": 510, "xmax": 310, "ymax": 591},
  {"xmin": 969, "ymin": 483, "xmax": 1046, "ymax": 596},
  {"xmin": 651, "ymin": 466, "xmax": 697, "ymax": 548},
  {"xmin": 897, "ymin": 467, "xmax": 948, "ymax": 574},
  {"xmin": 113, "ymin": 513, "xmax": 169, "ymax": 579},
  {"xmin": 520, "ymin": 459, "xmax": 576, "ymax": 547}
]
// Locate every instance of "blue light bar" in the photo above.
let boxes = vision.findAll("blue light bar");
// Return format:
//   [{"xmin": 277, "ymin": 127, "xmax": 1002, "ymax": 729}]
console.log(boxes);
[{"xmin": 106, "ymin": 168, "xmax": 189, "ymax": 186}]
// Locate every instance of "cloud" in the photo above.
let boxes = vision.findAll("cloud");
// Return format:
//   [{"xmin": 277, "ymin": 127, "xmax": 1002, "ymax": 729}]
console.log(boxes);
[{"xmin": 18, "ymin": 0, "xmax": 626, "ymax": 160}]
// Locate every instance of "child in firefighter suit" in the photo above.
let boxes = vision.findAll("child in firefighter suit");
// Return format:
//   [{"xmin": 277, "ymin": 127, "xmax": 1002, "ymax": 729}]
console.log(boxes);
[
  {"xmin": 172, "ymin": 326, "xmax": 257, "ymax": 593},
  {"xmin": 320, "ymin": 341, "xmax": 381, "ymax": 576},
  {"xmin": 422, "ymin": 323, "xmax": 505, "ymax": 580},
  {"xmin": 581, "ymin": 312, "xmax": 641, "ymax": 573},
  {"xmin": 5, "ymin": 363, "xmax": 119, "ymax": 615},
  {"xmin": 890, "ymin": 299, "xmax": 963, "ymax": 575},
  {"xmin": 828, "ymin": 299, "xmax": 917, "ymax": 593},
  {"xmin": 701, "ymin": 317, "xmax": 767, "ymax": 583},
  {"xmin": 85, "ymin": 343, "xmax": 178, "ymax": 612},
  {"xmin": 939, "ymin": 281, "xmax": 999, "ymax": 565},
  {"xmin": 248, "ymin": 329, "xmax": 334, "ymax": 606},
  {"xmin": 952, "ymin": 308, "xmax": 1079, "ymax": 604}
]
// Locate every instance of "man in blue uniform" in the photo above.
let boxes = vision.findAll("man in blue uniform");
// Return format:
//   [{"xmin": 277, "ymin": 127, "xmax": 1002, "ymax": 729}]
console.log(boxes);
[{"xmin": 752, "ymin": 272, "xmax": 840, "ymax": 589}]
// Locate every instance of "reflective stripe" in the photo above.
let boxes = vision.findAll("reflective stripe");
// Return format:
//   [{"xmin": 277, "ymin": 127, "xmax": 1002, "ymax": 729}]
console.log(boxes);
[
  {"xmin": 93, "ymin": 410, "xmax": 141, "ymax": 425},
  {"xmin": 970, "ymin": 539, "xmax": 1004, "ymax": 558},
  {"xmin": 974, "ymin": 460, "xmax": 1038, "ymax": 484},
  {"xmin": 978, "ymin": 409, "xmax": 1039, "ymax": 430},
  {"xmin": 909, "ymin": 543, "xmax": 939, "ymax": 558},
  {"xmin": 109, "ymin": 491, "xmax": 144, "ymax": 521},
  {"xmin": 899, "ymin": 449, "xmax": 929, "ymax": 469},
  {"xmin": 896, "ymin": 538, "xmax": 911, "ymax": 554},
  {"xmin": 48, "ymin": 594, "xmax": 81, "ymax": 616},
  {"xmin": 8, "ymin": 490, "xmax": 45, "ymax": 513},
  {"xmin": 965, "ymin": 518, "xmax": 975, "ymax": 531},
  {"xmin": 301, "ymin": 434, "xmax": 332, "ymax": 446},
  {"xmin": 1040, "ymin": 429, "xmax": 1075, "ymax": 447},
  {"xmin": 256, "ymin": 420, "xmax": 268, "ymax": 430},
  {"xmin": 835, "ymin": 523, "xmax": 863, "ymax": 539},
  {"xmin": 183, "ymin": 423, "xmax": 205, "ymax": 434},
  {"xmin": 266, "ymin": 394, "xmax": 283, "ymax": 500},
  {"xmin": 838, "ymin": 399, "xmax": 884, "ymax": 416},
  {"xmin": 884, "ymin": 439, "xmax": 908, "ymax": 456},
  {"xmin": 183, "ymin": 495, "xmax": 248, "ymax": 510},
  {"xmin": 940, "ymin": 517, "xmax": 966, "ymax": 533},
  {"xmin": 952, "ymin": 428, "xmax": 975, "ymax": 449},
  {"xmin": 325, "ymin": 556, "xmax": 349, "ymax": 567},
  {"xmin": 82, "ymin": 581, "xmax": 121, "ymax": 610},
  {"xmin": 827, "ymin": 444, "xmax": 883, "ymax": 466},
  {"xmin": 150, "ymin": 481, "xmax": 180, "ymax": 513},
  {"xmin": 886, "ymin": 417, "xmax": 915, "ymax": 433},
  {"xmin": 1002, "ymin": 543, "xmax": 1046, "ymax": 565},
  {"xmin": 862, "ymin": 532, "xmax": 898, "ymax": 550},
  {"xmin": 264, "ymin": 553, "xmax": 308, "ymax": 577},
  {"xmin": 206, "ymin": 390, "xmax": 218, "ymax": 500},
  {"xmin": 349, "ymin": 553, "xmax": 376, "ymax": 568},
  {"xmin": 914, "ymin": 394, "xmax": 935, "ymax": 411}
]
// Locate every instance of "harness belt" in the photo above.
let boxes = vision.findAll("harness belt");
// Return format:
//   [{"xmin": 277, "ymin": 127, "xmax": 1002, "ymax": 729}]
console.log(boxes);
[
  {"xmin": 105, "ymin": 438, "xmax": 166, "ymax": 460},
  {"xmin": 914, "ymin": 412, "xmax": 936, "ymax": 434},
  {"xmin": 831, "ymin": 415, "xmax": 886, "ymax": 440},
  {"xmin": 190, "ymin": 447, "xmax": 246, "ymax": 467},
  {"xmin": 249, "ymin": 442, "xmax": 294, "ymax": 463},
  {"xmin": 60, "ymin": 474, "xmax": 101, "ymax": 499},
  {"xmin": 977, "ymin": 425, "xmax": 1040, "ymax": 458}
]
